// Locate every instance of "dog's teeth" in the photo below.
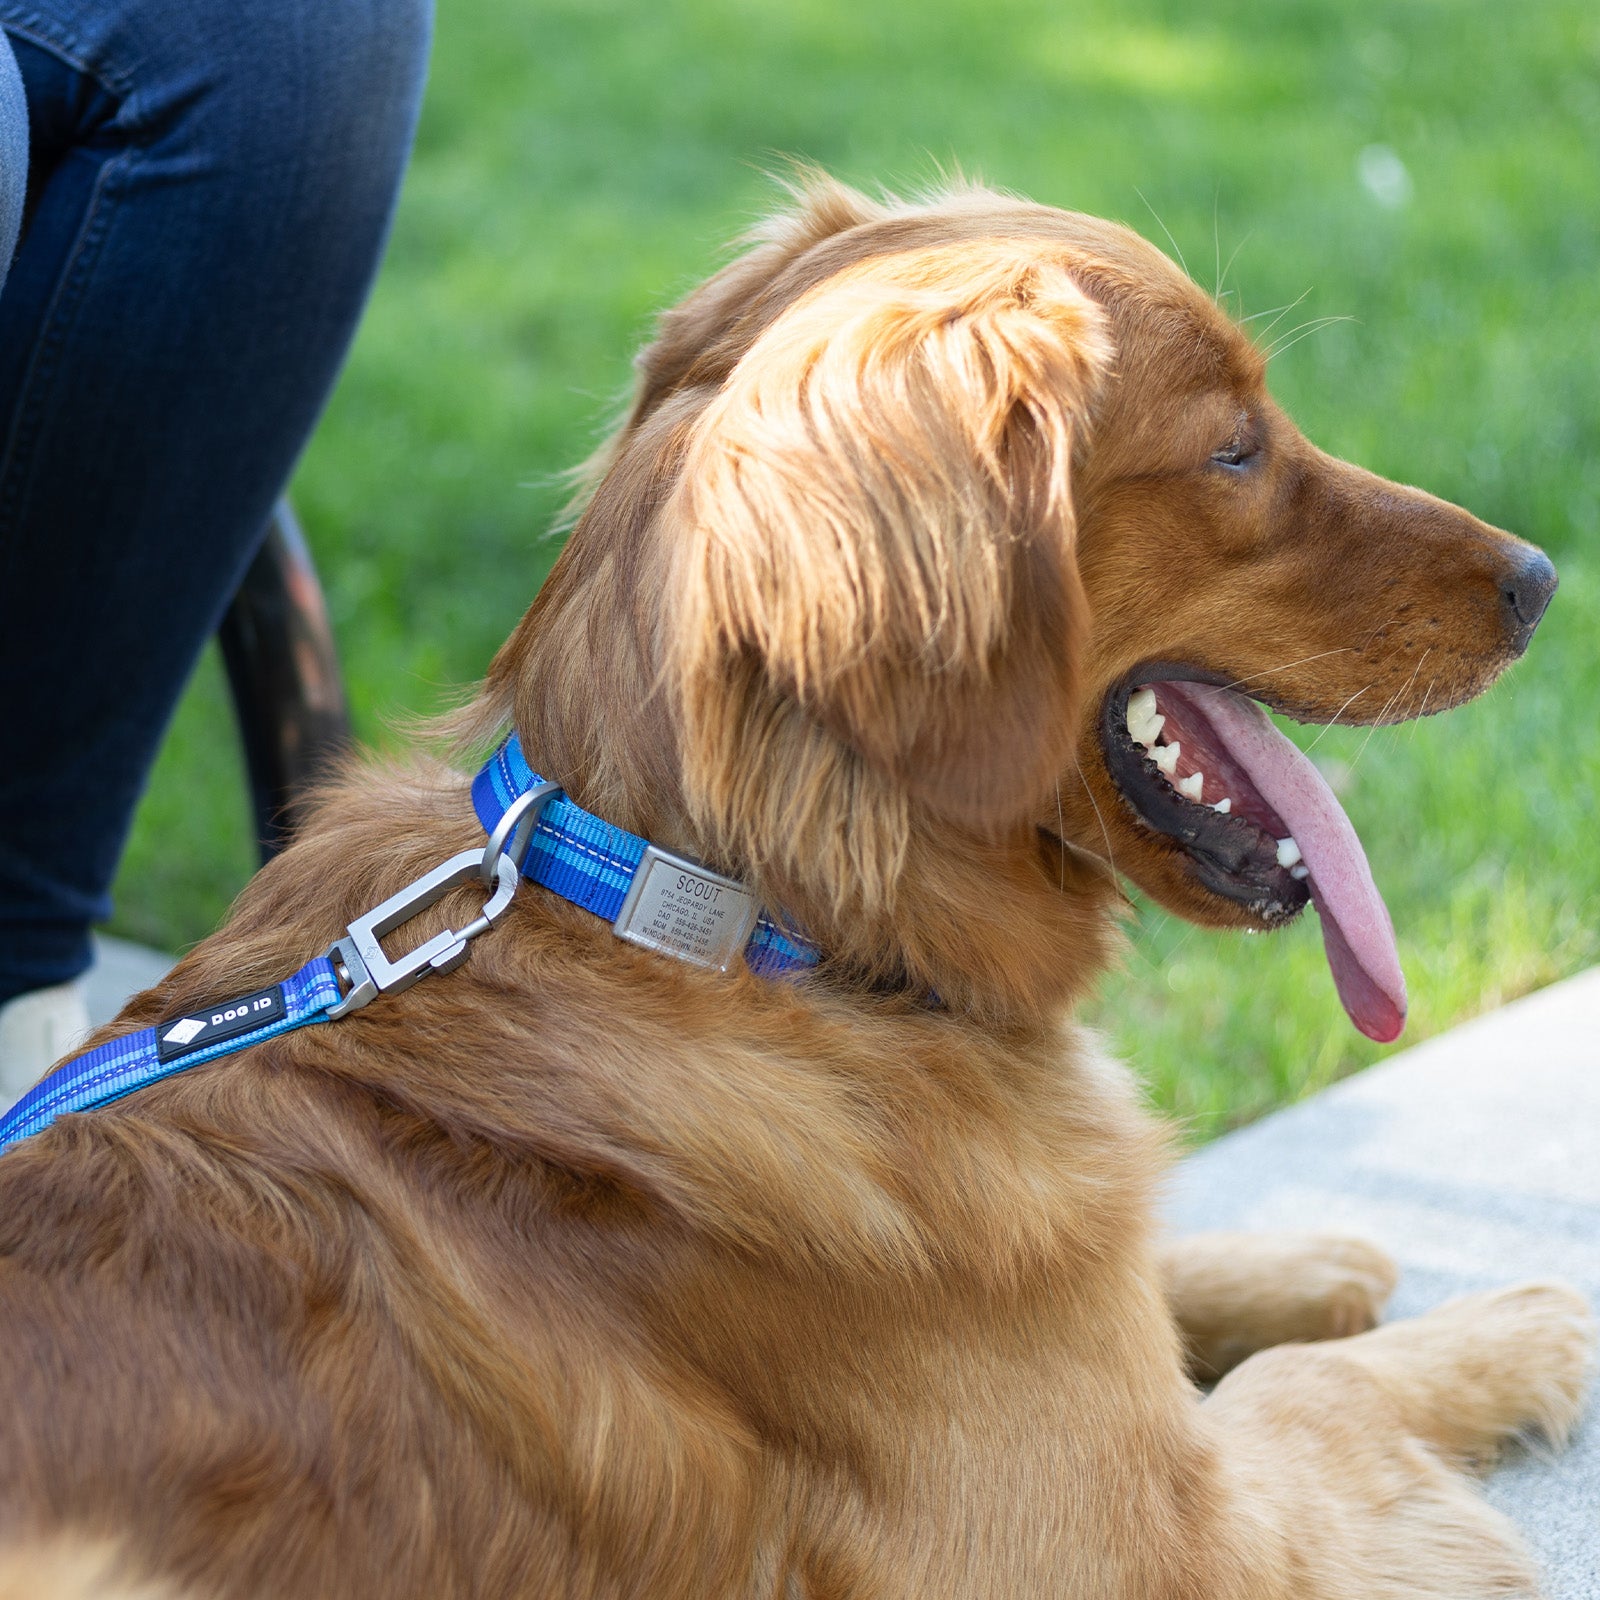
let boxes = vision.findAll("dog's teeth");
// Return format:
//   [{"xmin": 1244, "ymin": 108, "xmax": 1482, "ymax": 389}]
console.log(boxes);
[
  {"xmin": 1211, "ymin": 797, "xmax": 1232, "ymax": 814},
  {"xmin": 1290, "ymin": 863, "xmax": 1310, "ymax": 880},
  {"xmin": 1276, "ymin": 836, "xmax": 1302, "ymax": 869},
  {"xmin": 1177, "ymin": 772, "xmax": 1205, "ymax": 801},
  {"xmin": 1126, "ymin": 699, "xmax": 1164, "ymax": 747},
  {"xmin": 1151, "ymin": 741, "xmax": 1180, "ymax": 775},
  {"xmin": 1127, "ymin": 687, "xmax": 1158, "ymax": 727}
]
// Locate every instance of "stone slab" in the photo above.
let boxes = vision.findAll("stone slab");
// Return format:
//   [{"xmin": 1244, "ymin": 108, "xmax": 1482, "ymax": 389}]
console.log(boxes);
[{"xmin": 84, "ymin": 934, "xmax": 172, "ymax": 1027}]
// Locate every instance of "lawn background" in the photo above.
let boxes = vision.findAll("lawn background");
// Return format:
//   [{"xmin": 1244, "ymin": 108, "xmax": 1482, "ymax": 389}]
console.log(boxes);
[{"xmin": 113, "ymin": 0, "xmax": 1600, "ymax": 1142}]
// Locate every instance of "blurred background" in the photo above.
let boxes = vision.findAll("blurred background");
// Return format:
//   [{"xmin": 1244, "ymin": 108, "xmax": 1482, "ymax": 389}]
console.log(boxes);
[{"xmin": 114, "ymin": 0, "xmax": 1600, "ymax": 1141}]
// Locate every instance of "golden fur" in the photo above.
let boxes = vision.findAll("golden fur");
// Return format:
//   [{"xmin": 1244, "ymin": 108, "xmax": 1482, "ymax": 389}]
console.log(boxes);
[{"xmin": 0, "ymin": 176, "xmax": 1589, "ymax": 1598}]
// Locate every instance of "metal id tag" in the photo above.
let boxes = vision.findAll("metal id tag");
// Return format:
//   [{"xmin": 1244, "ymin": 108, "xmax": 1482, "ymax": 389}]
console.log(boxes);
[{"xmin": 613, "ymin": 846, "xmax": 758, "ymax": 972}]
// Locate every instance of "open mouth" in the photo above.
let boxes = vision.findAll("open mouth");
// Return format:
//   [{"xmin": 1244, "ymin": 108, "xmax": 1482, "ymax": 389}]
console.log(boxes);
[{"xmin": 1099, "ymin": 671, "xmax": 1407, "ymax": 1044}]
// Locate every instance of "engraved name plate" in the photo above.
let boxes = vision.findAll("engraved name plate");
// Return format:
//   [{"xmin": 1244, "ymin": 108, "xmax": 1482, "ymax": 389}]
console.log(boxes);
[{"xmin": 613, "ymin": 846, "xmax": 758, "ymax": 972}]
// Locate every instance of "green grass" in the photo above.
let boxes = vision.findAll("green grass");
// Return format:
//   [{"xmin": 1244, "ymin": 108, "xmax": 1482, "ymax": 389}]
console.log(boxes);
[{"xmin": 112, "ymin": 0, "xmax": 1600, "ymax": 1142}]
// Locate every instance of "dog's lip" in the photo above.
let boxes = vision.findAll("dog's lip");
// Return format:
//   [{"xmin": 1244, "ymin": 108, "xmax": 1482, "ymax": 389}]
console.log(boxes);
[
  {"xmin": 1108, "ymin": 660, "xmax": 1310, "ymax": 725},
  {"xmin": 1096, "ymin": 665, "xmax": 1310, "ymax": 924}
]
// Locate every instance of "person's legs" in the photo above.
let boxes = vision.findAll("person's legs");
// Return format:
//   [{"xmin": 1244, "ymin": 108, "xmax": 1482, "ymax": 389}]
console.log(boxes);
[
  {"xmin": 0, "ymin": 0, "xmax": 432, "ymax": 1015},
  {"xmin": 0, "ymin": 24, "xmax": 90, "ymax": 1093}
]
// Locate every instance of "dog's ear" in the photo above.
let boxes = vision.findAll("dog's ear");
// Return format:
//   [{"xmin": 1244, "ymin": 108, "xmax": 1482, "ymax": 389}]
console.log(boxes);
[
  {"xmin": 628, "ymin": 175, "xmax": 888, "ymax": 429},
  {"xmin": 669, "ymin": 242, "xmax": 1112, "ymax": 832}
]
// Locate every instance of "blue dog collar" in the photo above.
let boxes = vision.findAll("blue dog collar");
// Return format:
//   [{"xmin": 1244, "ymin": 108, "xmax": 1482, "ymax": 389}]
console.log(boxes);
[
  {"xmin": 471, "ymin": 733, "xmax": 821, "ymax": 979},
  {"xmin": 0, "ymin": 738, "xmax": 820, "ymax": 1157}
]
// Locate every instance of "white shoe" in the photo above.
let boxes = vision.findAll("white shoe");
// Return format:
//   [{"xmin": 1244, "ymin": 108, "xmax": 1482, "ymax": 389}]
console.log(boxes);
[{"xmin": 0, "ymin": 980, "xmax": 91, "ymax": 1110}]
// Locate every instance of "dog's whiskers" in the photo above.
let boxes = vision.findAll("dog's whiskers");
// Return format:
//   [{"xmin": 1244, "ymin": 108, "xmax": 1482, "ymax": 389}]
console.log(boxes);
[
  {"xmin": 1215, "ymin": 230, "xmax": 1254, "ymax": 316},
  {"xmin": 1246, "ymin": 287, "xmax": 1312, "ymax": 341},
  {"xmin": 1264, "ymin": 316, "xmax": 1355, "ymax": 362},
  {"xmin": 1055, "ymin": 781, "xmax": 1068, "ymax": 892},
  {"xmin": 1073, "ymin": 756, "xmax": 1119, "ymax": 879},
  {"xmin": 1371, "ymin": 652, "xmax": 1431, "ymax": 761},
  {"xmin": 1300, "ymin": 684, "xmax": 1377, "ymax": 757},
  {"xmin": 1216, "ymin": 647, "xmax": 1356, "ymax": 695},
  {"xmin": 1347, "ymin": 653, "xmax": 1427, "ymax": 774},
  {"xmin": 1408, "ymin": 674, "xmax": 1440, "ymax": 741},
  {"xmin": 1386, "ymin": 650, "xmax": 1430, "ymax": 726},
  {"xmin": 1134, "ymin": 187, "xmax": 1190, "ymax": 279},
  {"xmin": 1237, "ymin": 299, "xmax": 1301, "ymax": 325}
]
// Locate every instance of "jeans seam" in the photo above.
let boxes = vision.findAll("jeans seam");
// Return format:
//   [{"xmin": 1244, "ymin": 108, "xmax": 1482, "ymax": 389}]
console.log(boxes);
[
  {"xmin": 0, "ymin": 150, "xmax": 125, "ymax": 542},
  {"xmin": 0, "ymin": 12, "xmax": 134, "ymax": 101}
]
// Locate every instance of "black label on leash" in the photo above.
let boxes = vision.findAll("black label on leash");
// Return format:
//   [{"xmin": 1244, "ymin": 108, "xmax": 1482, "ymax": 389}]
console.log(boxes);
[{"xmin": 156, "ymin": 984, "xmax": 286, "ymax": 1062}]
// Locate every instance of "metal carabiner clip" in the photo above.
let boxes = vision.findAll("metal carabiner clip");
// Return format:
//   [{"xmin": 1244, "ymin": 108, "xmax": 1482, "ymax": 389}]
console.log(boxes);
[{"xmin": 324, "ymin": 782, "xmax": 563, "ymax": 1019}]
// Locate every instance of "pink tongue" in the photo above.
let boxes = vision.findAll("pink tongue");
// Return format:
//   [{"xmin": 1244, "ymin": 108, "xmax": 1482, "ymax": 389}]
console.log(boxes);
[{"xmin": 1186, "ymin": 687, "xmax": 1407, "ymax": 1042}]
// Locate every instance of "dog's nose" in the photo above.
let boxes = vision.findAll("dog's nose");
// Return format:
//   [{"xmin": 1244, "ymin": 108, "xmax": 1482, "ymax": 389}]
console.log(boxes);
[{"xmin": 1499, "ymin": 547, "xmax": 1558, "ymax": 651}]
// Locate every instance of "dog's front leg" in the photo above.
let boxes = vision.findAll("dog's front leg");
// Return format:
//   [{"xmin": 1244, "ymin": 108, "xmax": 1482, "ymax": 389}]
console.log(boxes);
[
  {"xmin": 1199, "ymin": 1282, "xmax": 1594, "ymax": 1599},
  {"xmin": 1158, "ymin": 1231, "xmax": 1398, "ymax": 1381}
]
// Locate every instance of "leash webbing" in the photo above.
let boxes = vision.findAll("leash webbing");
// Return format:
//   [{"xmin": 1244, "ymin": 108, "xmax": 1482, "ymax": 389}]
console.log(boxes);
[{"xmin": 0, "ymin": 956, "xmax": 343, "ymax": 1152}]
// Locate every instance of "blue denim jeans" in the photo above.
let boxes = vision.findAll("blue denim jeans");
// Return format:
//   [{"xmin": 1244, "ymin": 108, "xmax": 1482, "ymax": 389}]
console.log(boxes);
[
  {"xmin": 0, "ymin": 1, "xmax": 431, "ymax": 1003},
  {"xmin": 0, "ymin": 33, "xmax": 20, "ymax": 283}
]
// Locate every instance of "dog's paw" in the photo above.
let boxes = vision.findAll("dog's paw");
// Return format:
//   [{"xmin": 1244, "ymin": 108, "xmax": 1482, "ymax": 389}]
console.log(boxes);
[
  {"xmin": 1352, "ymin": 1281, "xmax": 1597, "ymax": 1459},
  {"xmin": 1162, "ymin": 1231, "xmax": 1399, "ymax": 1380},
  {"xmin": 1280, "ymin": 1233, "xmax": 1401, "ymax": 1339}
]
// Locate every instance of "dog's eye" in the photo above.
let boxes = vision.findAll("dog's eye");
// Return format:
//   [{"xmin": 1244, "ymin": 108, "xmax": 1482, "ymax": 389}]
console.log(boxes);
[{"xmin": 1210, "ymin": 440, "xmax": 1254, "ymax": 470}]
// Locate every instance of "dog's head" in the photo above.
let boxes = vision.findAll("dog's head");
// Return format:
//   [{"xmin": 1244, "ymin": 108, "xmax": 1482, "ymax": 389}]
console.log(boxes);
[{"xmin": 489, "ymin": 176, "xmax": 1554, "ymax": 1030}]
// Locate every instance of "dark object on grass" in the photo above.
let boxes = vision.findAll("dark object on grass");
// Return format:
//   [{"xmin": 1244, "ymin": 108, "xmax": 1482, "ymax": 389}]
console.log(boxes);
[{"xmin": 218, "ymin": 500, "xmax": 351, "ymax": 861}]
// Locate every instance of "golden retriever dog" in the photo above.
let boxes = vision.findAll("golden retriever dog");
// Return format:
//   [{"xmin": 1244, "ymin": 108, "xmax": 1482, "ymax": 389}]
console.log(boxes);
[{"xmin": 0, "ymin": 175, "xmax": 1587, "ymax": 1599}]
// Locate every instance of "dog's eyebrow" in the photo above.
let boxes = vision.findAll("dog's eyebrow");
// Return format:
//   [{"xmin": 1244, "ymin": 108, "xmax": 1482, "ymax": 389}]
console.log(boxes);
[
  {"xmin": 1209, "ymin": 407, "xmax": 1252, "ymax": 449},
  {"xmin": 1203, "ymin": 408, "xmax": 1263, "ymax": 469}
]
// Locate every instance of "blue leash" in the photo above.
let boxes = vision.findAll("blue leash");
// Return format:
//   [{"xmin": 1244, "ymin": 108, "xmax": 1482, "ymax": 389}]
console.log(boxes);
[
  {"xmin": 0, "ymin": 739, "xmax": 820, "ymax": 1157},
  {"xmin": 0, "ymin": 957, "xmax": 344, "ymax": 1151}
]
